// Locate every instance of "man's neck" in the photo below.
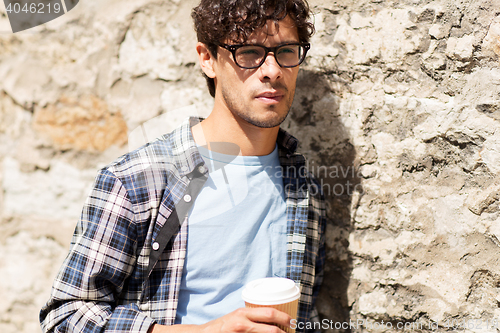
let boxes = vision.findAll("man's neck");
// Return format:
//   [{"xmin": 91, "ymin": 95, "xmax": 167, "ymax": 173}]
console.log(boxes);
[{"xmin": 191, "ymin": 108, "xmax": 279, "ymax": 157}]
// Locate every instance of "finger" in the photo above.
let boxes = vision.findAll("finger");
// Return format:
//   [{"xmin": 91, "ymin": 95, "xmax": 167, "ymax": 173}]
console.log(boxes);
[
  {"xmin": 251, "ymin": 322, "xmax": 287, "ymax": 333},
  {"xmin": 244, "ymin": 307, "xmax": 292, "ymax": 328}
]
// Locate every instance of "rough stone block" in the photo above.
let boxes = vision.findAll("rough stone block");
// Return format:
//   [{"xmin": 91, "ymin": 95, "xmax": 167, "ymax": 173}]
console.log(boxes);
[{"xmin": 33, "ymin": 95, "xmax": 127, "ymax": 152}]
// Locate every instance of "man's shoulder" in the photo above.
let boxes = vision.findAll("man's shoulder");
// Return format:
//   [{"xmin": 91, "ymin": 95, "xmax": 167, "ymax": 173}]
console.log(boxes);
[
  {"xmin": 106, "ymin": 117, "xmax": 196, "ymax": 174},
  {"xmin": 93, "ymin": 121, "xmax": 192, "ymax": 195},
  {"xmin": 107, "ymin": 133, "xmax": 177, "ymax": 175}
]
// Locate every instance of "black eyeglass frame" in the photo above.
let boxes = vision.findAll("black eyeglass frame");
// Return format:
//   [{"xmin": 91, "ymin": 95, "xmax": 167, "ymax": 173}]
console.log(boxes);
[{"xmin": 218, "ymin": 42, "xmax": 311, "ymax": 69}]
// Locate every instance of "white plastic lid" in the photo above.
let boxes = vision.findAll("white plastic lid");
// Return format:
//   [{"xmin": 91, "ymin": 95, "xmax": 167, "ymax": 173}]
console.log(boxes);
[{"xmin": 241, "ymin": 277, "xmax": 300, "ymax": 305}]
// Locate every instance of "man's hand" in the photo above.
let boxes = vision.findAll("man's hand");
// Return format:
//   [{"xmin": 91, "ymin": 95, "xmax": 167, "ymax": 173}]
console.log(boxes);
[
  {"xmin": 200, "ymin": 307, "xmax": 292, "ymax": 333},
  {"xmin": 149, "ymin": 307, "xmax": 292, "ymax": 333}
]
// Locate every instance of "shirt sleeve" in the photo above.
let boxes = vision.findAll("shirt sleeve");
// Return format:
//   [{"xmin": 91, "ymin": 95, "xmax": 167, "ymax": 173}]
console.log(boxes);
[
  {"xmin": 40, "ymin": 168, "xmax": 155, "ymax": 333},
  {"xmin": 309, "ymin": 214, "xmax": 326, "ymax": 325},
  {"xmin": 306, "ymin": 174, "xmax": 327, "ymax": 333},
  {"xmin": 312, "ymin": 222, "xmax": 326, "ymax": 299}
]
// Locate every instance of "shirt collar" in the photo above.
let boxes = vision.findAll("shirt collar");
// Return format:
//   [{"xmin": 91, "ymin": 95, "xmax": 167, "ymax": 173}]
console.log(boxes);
[
  {"xmin": 168, "ymin": 117, "xmax": 301, "ymax": 178},
  {"xmin": 166, "ymin": 117, "xmax": 207, "ymax": 179},
  {"xmin": 277, "ymin": 127, "xmax": 299, "ymax": 156}
]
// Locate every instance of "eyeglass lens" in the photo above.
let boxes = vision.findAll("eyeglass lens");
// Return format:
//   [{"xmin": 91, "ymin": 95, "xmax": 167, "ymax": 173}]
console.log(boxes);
[{"xmin": 234, "ymin": 45, "xmax": 305, "ymax": 68}]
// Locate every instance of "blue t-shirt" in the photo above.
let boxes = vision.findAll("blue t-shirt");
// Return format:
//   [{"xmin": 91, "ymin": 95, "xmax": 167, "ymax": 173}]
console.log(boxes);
[{"xmin": 174, "ymin": 144, "xmax": 287, "ymax": 325}]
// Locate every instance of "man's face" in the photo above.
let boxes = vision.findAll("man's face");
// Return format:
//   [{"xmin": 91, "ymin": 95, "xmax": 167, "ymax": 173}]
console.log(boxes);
[{"xmin": 211, "ymin": 16, "xmax": 301, "ymax": 128}]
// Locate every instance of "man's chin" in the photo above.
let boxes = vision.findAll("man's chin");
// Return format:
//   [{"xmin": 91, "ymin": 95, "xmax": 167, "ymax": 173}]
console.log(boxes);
[{"xmin": 240, "ymin": 112, "xmax": 289, "ymax": 129}]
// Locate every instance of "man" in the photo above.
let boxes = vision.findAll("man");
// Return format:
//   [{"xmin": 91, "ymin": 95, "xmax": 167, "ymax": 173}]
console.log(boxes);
[{"xmin": 40, "ymin": 0, "xmax": 326, "ymax": 332}]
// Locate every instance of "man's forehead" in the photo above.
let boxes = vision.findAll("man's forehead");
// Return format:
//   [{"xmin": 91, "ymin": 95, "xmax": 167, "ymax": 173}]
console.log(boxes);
[{"xmin": 232, "ymin": 17, "xmax": 299, "ymax": 44}]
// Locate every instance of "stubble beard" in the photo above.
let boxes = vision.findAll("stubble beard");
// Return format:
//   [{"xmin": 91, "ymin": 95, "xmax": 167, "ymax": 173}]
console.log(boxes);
[{"xmin": 221, "ymin": 84, "xmax": 295, "ymax": 129}]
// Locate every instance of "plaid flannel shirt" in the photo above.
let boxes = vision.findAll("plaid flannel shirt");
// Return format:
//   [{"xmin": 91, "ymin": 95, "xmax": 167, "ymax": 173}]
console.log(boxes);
[{"xmin": 40, "ymin": 117, "xmax": 326, "ymax": 333}]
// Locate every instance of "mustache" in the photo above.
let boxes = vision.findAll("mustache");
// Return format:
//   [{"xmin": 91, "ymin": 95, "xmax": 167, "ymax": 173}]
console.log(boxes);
[{"xmin": 254, "ymin": 82, "xmax": 288, "ymax": 94}]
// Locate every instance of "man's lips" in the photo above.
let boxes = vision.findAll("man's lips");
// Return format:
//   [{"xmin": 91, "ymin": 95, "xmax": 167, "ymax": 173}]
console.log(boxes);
[{"xmin": 255, "ymin": 91, "xmax": 285, "ymax": 103}]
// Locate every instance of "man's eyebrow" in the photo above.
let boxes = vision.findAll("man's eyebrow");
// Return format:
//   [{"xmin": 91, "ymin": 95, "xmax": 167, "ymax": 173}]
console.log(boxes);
[
  {"xmin": 279, "ymin": 40, "xmax": 301, "ymax": 44},
  {"xmin": 242, "ymin": 40, "xmax": 301, "ymax": 46}
]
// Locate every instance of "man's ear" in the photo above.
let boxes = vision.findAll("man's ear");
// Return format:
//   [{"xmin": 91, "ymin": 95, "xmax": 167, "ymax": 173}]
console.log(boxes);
[{"xmin": 196, "ymin": 42, "xmax": 216, "ymax": 79}]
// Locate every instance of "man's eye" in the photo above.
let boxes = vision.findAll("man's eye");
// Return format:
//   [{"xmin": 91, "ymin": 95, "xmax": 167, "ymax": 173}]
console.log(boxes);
[
  {"xmin": 278, "ymin": 47, "xmax": 296, "ymax": 54},
  {"xmin": 239, "ymin": 48, "xmax": 262, "ymax": 56}
]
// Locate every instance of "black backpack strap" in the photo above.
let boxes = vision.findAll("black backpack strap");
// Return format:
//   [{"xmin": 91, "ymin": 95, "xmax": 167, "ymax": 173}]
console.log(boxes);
[{"xmin": 146, "ymin": 167, "xmax": 208, "ymax": 277}]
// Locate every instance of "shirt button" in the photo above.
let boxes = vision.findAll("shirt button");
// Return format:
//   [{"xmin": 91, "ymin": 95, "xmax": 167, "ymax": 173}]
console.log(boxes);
[
  {"xmin": 180, "ymin": 165, "xmax": 188, "ymax": 172},
  {"xmin": 152, "ymin": 242, "xmax": 160, "ymax": 251},
  {"xmin": 198, "ymin": 165, "xmax": 206, "ymax": 173},
  {"xmin": 184, "ymin": 194, "xmax": 192, "ymax": 202}
]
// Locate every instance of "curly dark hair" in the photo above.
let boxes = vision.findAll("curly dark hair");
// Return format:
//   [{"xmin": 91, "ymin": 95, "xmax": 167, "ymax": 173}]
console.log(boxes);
[{"xmin": 192, "ymin": 0, "xmax": 315, "ymax": 97}]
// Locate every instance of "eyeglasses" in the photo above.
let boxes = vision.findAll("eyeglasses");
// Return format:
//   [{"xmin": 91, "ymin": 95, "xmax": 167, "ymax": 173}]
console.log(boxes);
[{"xmin": 218, "ymin": 43, "xmax": 310, "ymax": 69}]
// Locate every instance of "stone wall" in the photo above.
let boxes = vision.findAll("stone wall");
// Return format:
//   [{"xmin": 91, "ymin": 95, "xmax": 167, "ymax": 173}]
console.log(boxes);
[{"xmin": 1, "ymin": 0, "xmax": 499, "ymax": 332}]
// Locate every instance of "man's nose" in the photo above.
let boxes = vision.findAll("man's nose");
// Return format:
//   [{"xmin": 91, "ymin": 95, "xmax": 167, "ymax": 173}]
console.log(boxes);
[{"xmin": 259, "ymin": 53, "xmax": 282, "ymax": 80}]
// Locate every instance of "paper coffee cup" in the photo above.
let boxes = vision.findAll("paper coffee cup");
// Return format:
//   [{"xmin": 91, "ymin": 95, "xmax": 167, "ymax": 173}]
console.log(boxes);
[{"xmin": 242, "ymin": 277, "xmax": 300, "ymax": 333}]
